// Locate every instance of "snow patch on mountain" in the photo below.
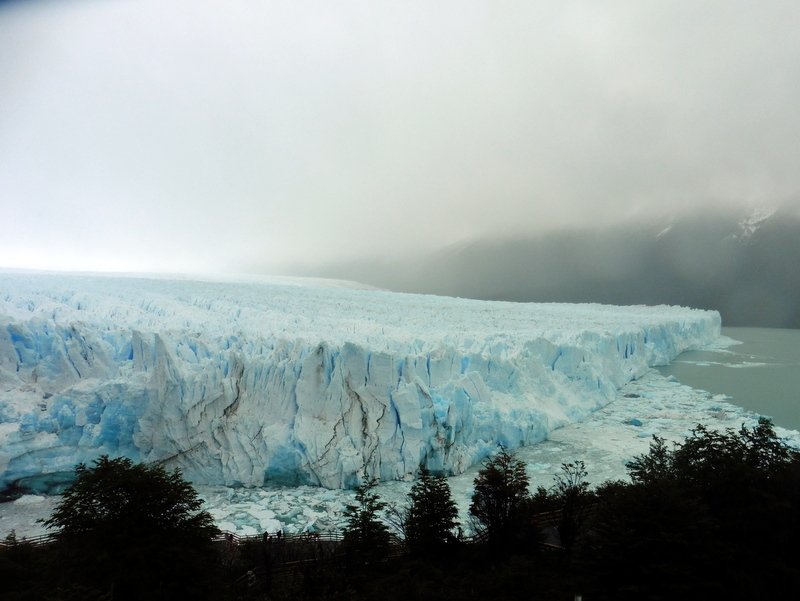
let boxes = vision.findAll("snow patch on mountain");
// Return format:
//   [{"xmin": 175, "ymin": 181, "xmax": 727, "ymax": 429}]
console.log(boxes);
[{"xmin": 734, "ymin": 207, "xmax": 777, "ymax": 239}]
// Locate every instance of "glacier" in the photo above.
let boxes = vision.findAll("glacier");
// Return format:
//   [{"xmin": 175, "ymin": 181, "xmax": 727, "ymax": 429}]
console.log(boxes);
[
  {"xmin": 0, "ymin": 271, "xmax": 720, "ymax": 493},
  {"xmin": 5, "ymin": 369, "xmax": 798, "ymax": 538}
]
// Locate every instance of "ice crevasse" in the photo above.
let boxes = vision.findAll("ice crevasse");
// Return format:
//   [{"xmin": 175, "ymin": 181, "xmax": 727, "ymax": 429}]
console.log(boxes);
[{"xmin": 0, "ymin": 272, "xmax": 720, "ymax": 492}]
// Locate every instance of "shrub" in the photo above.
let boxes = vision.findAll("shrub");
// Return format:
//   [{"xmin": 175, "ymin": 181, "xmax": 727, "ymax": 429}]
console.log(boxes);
[{"xmin": 44, "ymin": 455, "xmax": 219, "ymax": 600}]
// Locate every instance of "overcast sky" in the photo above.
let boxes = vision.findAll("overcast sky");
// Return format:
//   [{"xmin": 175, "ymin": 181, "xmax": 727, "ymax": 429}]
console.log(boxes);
[{"xmin": 2, "ymin": 0, "xmax": 800, "ymax": 274}]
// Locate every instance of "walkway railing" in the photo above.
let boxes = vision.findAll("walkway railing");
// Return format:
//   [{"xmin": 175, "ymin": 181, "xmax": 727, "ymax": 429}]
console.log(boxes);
[{"xmin": 1, "ymin": 505, "xmax": 595, "ymax": 550}]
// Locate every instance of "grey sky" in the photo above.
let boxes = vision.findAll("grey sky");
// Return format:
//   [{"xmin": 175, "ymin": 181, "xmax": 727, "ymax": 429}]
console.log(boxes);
[{"xmin": 2, "ymin": 0, "xmax": 800, "ymax": 273}]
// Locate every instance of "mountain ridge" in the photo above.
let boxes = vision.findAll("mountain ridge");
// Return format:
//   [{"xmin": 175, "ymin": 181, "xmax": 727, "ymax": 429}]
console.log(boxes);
[{"xmin": 293, "ymin": 206, "xmax": 800, "ymax": 328}]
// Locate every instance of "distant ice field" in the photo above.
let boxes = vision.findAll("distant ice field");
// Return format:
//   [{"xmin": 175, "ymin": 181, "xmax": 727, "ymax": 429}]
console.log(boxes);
[{"xmin": 0, "ymin": 270, "xmax": 713, "ymax": 348}]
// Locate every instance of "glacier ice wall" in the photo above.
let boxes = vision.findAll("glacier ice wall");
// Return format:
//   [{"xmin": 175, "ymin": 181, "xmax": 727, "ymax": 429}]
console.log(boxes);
[{"xmin": 0, "ymin": 272, "xmax": 721, "ymax": 491}]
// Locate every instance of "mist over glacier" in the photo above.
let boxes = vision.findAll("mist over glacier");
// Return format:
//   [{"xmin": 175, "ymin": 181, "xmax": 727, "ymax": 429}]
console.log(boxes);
[
  {"xmin": 0, "ymin": 271, "xmax": 719, "ymax": 495},
  {"xmin": 293, "ymin": 206, "xmax": 800, "ymax": 329}
]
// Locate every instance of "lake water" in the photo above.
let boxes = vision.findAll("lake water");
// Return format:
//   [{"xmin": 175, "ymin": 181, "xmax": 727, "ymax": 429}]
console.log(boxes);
[{"xmin": 657, "ymin": 327, "xmax": 800, "ymax": 431}]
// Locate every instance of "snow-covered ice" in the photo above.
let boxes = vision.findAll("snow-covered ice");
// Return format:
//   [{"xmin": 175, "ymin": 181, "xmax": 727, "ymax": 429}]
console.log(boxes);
[{"xmin": 1, "ymin": 271, "xmax": 719, "ymax": 498}]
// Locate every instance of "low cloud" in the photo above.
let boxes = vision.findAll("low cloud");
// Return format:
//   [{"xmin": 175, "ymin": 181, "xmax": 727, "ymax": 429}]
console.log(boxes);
[{"xmin": 2, "ymin": 1, "xmax": 800, "ymax": 273}]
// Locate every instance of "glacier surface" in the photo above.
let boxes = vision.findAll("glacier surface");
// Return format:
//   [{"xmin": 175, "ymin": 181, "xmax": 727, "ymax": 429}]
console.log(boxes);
[{"xmin": 0, "ymin": 271, "xmax": 720, "ymax": 492}]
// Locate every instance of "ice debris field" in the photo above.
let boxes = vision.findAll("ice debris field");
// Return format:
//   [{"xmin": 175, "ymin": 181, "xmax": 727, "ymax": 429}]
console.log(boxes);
[{"xmin": 1, "ymin": 270, "xmax": 778, "ymax": 538}]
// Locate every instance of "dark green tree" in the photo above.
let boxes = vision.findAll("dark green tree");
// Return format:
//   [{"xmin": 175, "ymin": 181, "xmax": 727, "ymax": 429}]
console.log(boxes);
[
  {"xmin": 469, "ymin": 448, "xmax": 532, "ymax": 546},
  {"xmin": 532, "ymin": 461, "xmax": 593, "ymax": 553},
  {"xmin": 580, "ymin": 477, "xmax": 721, "ymax": 600},
  {"xmin": 628, "ymin": 418, "xmax": 797, "ymax": 489},
  {"xmin": 43, "ymin": 455, "xmax": 219, "ymax": 600},
  {"xmin": 580, "ymin": 418, "xmax": 800, "ymax": 600},
  {"xmin": 403, "ymin": 467, "xmax": 459, "ymax": 554},
  {"xmin": 342, "ymin": 477, "xmax": 391, "ymax": 556}
]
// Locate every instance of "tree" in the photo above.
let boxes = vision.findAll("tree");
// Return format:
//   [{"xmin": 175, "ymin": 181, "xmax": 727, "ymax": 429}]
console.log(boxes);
[
  {"xmin": 580, "ymin": 419, "xmax": 800, "ymax": 600},
  {"xmin": 469, "ymin": 448, "xmax": 532, "ymax": 547},
  {"xmin": 342, "ymin": 477, "xmax": 391, "ymax": 556},
  {"xmin": 532, "ymin": 461, "xmax": 593, "ymax": 553},
  {"xmin": 580, "ymin": 476, "xmax": 721, "ymax": 600},
  {"xmin": 627, "ymin": 418, "xmax": 797, "ymax": 488},
  {"xmin": 44, "ymin": 455, "xmax": 219, "ymax": 600},
  {"xmin": 403, "ymin": 467, "xmax": 459, "ymax": 554}
]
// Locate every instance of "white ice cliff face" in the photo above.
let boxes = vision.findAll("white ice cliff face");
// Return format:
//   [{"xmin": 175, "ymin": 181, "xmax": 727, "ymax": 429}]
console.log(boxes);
[{"xmin": 0, "ymin": 272, "xmax": 721, "ymax": 492}]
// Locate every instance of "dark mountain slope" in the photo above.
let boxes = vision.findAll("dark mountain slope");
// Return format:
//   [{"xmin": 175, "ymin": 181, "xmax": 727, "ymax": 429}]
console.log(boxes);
[{"xmin": 291, "ymin": 207, "xmax": 800, "ymax": 328}]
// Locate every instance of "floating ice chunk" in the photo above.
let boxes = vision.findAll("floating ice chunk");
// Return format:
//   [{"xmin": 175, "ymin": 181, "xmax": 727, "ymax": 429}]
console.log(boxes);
[
  {"xmin": 12, "ymin": 494, "xmax": 46, "ymax": 506},
  {"xmin": 237, "ymin": 525, "xmax": 258, "ymax": 537},
  {"xmin": 217, "ymin": 521, "xmax": 237, "ymax": 533}
]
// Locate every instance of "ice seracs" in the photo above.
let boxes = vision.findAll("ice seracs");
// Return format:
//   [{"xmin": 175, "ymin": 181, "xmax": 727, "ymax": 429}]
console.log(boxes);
[{"xmin": 0, "ymin": 271, "xmax": 720, "ymax": 493}]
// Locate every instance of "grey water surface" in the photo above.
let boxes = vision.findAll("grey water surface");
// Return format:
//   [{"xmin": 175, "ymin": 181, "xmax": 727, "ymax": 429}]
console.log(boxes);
[{"xmin": 657, "ymin": 327, "xmax": 800, "ymax": 431}]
